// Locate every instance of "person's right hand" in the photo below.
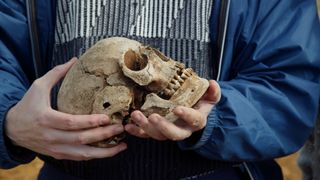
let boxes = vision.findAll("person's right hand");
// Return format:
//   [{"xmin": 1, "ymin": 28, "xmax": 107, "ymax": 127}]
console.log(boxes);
[{"xmin": 4, "ymin": 58, "xmax": 127, "ymax": 161}]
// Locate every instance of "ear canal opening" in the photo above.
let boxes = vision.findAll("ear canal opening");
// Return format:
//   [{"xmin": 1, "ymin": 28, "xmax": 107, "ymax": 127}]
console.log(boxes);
[
  {"xmin": 124, "ymin": 49, "xmax": 148, "ymax": 71},
  {"xmin": 103, "ymin": 102, "xmax": 111, "ymax": 109}
]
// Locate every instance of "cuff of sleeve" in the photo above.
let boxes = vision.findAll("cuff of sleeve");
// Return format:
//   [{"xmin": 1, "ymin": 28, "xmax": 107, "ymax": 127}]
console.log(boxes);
[
  {"xmin": 0, "ymin": 101, "xmax": 36, "ymax": 168},
  {"xmin": 178, "ymin": 107, "xmax": 219, "ymax": 150}
]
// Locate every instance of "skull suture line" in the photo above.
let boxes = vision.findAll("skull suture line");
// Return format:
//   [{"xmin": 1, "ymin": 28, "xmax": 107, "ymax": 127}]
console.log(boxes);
[{"xmin": 57, "ymin": 37, "xmax": 209, "ymax": 147}]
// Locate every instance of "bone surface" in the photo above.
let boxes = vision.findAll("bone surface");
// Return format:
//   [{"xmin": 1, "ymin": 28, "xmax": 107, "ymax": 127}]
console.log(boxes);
[{"xmin": 58, "ymin": 37, "xmax": 209, "ymax": 147}]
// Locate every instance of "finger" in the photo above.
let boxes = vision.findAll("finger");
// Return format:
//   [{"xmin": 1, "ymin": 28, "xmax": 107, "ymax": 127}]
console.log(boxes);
[
  {"xmin": 173, "ymin": 106, "xmax": 206, "ymax": 130},
  {"xmin": 48, "ymin": 143, "xmax": 127, "ymax": 161},
  {"xmin": 124, "ymin": 124, "xmax": 150, "ymax": 138},
  {"xmin": 130, "ymin": 111, "xmax": 167, "ymax": 140},
  {"xmin": 44, "ymin": 110, "xmax": 110, "ymax": 130},
  {"xmin": 201, "ymin": 80, "xmax": 221, "ymax": 103},
  {"xmin": 40, "ymin": 57, "xmax": 77, "ymax": 89},
  {"xmin": 196, "ymin": 100, "xmax": 215, "ymax": 115},
  {"xmin": 149, "ymin": 114, "xmax": 192, "ymax": 141},
  {"xmin": 47, "ymin": 124, "xmax": 124, "ymax": 145},
  {"xmin": 130, "ymin": 111, "xmax": 149, "ymax": 129}
]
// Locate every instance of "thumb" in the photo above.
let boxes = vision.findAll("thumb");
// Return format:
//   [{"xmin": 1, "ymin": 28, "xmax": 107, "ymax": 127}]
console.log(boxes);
[
  {"xmin": 41, "ymin": 57, "xmax": 77, "ymax": 89},
  {"xmin": 202, "ymin": 80, "xmax": 221, "ymax": 103}
]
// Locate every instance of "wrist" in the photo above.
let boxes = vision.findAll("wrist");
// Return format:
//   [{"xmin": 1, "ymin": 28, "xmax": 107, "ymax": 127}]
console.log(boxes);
[
  {"xmin": 4, "ymin": 106, "xmax": 19, "ymax": 146},
  {"xmin": 0, "ymin": 104, "xmax": 36, "ymax": 166}
]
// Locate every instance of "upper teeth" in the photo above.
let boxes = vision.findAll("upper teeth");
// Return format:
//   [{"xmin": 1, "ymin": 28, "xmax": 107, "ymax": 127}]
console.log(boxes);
[{"xmin": 161, "ymin": 68, "xmax": 194, "ymax": 97}]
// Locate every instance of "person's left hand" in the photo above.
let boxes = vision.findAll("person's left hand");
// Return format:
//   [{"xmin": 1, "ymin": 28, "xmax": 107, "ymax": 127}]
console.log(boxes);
[{"xmin": 125, "ymin": 80, "xmax": 221, "ymax": 141}]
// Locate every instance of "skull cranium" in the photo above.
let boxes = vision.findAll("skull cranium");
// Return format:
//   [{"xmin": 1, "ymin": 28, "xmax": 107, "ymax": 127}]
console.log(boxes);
[{"xmin": 57, "ymin": 37, "xmax": 209, "ymax": 147}]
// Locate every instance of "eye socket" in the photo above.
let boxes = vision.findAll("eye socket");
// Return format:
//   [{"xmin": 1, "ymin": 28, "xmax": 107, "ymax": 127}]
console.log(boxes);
[{"xmin": 124, "ymin": 49, "xmax": 148, "ymax": 71}]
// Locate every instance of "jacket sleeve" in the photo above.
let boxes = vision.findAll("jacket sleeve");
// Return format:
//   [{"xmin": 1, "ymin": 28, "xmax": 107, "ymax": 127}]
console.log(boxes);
[
  {"xmin": 0, "ymin": 0, "xmax": 36, "ymax": 168},
  {"xmin": 179, "ymin": 0, "xmax": 320, "ymax": 161}
]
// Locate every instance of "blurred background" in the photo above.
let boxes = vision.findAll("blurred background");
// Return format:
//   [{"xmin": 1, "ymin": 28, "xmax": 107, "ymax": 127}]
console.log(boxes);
[{"xmin": 0, "ymin": 1, "xmax": 319, "ymax": 180}]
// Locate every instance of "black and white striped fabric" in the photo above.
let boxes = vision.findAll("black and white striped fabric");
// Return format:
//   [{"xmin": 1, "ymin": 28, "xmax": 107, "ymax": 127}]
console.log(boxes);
[
  {"xmin": 44, "ymin": 1, "xmax": 235, "ymax": 179},
  {"xmin": 52, "ymin": 0, "xmax": 214, "ymax": 79}
]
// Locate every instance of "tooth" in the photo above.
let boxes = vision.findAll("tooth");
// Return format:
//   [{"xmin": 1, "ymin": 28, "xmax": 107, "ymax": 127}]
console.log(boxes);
[
  {"xmin": 172, "ymin": 79, "xmax": 180, "ymax": 86},
  {"xmin": 174, "ymin": 75, "xmax": 184, "ymax": 83},
  {"xmin": 181, "ymin": 73, "xmax": 188, "ymax": 79},
  {"xmin": 164, "ymin": 88, "xmax": 172, "ymax": 95},
  {"xmin": 168, "ymin": 83, "xmax": 174, "ymax": 89},
  {"xmin": 187, "ymin": 69, "xmax": 194, "ymax": 75},
  {"xmin": 183, "ymin": 69, "xmax": 192, "ymax": 76}
]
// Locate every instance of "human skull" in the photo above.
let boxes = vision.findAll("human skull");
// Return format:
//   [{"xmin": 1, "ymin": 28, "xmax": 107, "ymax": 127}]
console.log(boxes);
[{"xmin": 57, "ymin": 37, "xmax": 209, "ymax": 147}]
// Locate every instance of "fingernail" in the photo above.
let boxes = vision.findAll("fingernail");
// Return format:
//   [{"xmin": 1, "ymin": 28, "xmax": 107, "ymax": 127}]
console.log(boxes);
[
  {"xmin": 132, "ymin": 111, "xmax": 142, "ymax": 122},
  {"xmin": 70, "ymin": 57, "xmax": 78, "ymax": 61},
  {"xmin": 65, "ymin": 57, "xmax": 76, "ymax": 64},
  {"xmin": 137, "ymin": 111, "xmax": 144, "ymax": 119},
  {"xmin": 174, "ymin": 107, "xmax": 184, "ymax": 115}
]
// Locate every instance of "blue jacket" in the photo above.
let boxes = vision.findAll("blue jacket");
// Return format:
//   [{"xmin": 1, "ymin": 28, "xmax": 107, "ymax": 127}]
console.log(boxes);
[{"xmin": 1, "ymin": 0, "xmax": 320, "ymax": 176}]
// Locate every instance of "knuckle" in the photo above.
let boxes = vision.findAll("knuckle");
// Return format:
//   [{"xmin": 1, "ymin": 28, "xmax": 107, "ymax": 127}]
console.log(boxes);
[
  {"xmin": 36, "ymin": 110, "xmax": 50, "ymax": 127},
  {"xmin": 48, "ymin": 147, "xmax": 64, "ymax": 159},
  {"xmin": 80, "ymin": 151, "xmax": 92, "ymax": 160},
  {"xmin": 76, "ymin": 134, "xmax": 88, "ymax": 145},
  {"xmin": 35, "ymin": 113, "xmax": 48, "ymax": 127},
  {"xmin": 64, "ymin": 117, "xmax": 76, "ymax": 129},
  {"xmin": 35, "ymin": 115, "xmax": 45, "ymax": 127},
  {"xmin": 138, "ymin": 129, "xmax": 147, "ymax": 137},
  {"xmin": 32, "ymin": 78, "xmax": 43, "ymax": 89},
  {"xmin": 42, "ymin": 134, "xmax": 56, "ymax": 143},
  {"xmin": 88, "ymin": 117, "xmax": 99, "ymax": 127}
]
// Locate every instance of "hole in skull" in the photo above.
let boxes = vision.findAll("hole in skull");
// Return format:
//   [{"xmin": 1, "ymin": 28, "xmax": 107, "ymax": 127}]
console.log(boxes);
[
  {"xmin": 122, "ymin": 114, "xmax": 131, "ymax": 125},
  {"xmin": 103, "ymin": 102, "xmax": 111, "ymax": 109},
  {"xmin": 124, "ymin": 49, "xmax": 148, "ymax": 71}
]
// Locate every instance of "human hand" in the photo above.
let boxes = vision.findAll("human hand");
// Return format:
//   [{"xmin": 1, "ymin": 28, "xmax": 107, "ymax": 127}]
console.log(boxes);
[
  {"xmin": 5, "ymin": 58, "xmax": 127, "ymax": 161},
  {"xmin": 125, "ymin": 80, "xmax": 221, "ymax": 141}
]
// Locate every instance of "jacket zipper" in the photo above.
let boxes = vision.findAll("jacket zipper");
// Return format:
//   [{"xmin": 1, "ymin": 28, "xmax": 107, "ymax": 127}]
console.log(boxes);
[
  {"xmin": 216, "ymin": 0, "xmax": 230, "ymax": 81},
  {"xmin": 26, "ymin": 0, "xmax": 42, "ymax": 78}
]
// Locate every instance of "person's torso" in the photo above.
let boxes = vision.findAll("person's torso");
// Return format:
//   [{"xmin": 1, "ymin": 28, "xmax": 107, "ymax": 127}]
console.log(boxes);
[{"xmin": 39, "ymin": 1, "xmax": 236, "ymax": 179}]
